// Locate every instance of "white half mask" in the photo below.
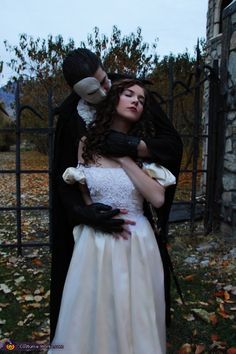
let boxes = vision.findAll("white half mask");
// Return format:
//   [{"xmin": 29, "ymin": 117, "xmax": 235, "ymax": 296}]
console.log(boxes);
[{"xmin": 73, "ymin": 77, "xmax": 108, "ymax": 104}]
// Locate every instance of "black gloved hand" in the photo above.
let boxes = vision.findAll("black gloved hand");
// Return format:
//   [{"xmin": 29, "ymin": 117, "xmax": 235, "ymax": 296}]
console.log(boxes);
[
  {"xmin": 72, "ymin": 203, "xmax": 124, "ymax": 233},
  {"xmin": 101, "ymin": 130, "xmax": 141, "ymax": 158}
]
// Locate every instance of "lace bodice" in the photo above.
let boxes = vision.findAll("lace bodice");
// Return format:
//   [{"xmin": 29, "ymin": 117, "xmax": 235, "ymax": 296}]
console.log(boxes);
[
  {"xmin": 63, "ymin": 163, "xmax": 176, "ymax": 217},
  {"xmin": 82, "ymin": 166, "xmax": 144, "ymax": 216}
]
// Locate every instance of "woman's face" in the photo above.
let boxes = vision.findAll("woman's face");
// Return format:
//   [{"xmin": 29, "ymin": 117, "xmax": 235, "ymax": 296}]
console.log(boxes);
[{"xmin": 116, "ymin": 85, "xmax": 145, "ymax": 123}]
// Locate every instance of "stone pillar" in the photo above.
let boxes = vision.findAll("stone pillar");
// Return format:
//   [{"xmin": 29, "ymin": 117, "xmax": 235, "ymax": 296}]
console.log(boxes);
[
  {"xmin": 220, "ymin": 2, "xmax": 236, "ymax": 237},
  {"xmin": 203, "ymin": 0, "xmax": 236, "ymax": 237},
  {"xmin": 202, "ymin": 0, "xmax": 223, "ymax": 196}
]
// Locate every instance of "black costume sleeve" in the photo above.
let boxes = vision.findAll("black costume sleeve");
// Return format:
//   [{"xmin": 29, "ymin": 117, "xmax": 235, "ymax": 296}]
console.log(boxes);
[
  {"xmin": 140, "ymin": 93, "xmax": 183, "ymax": 237},
  {"xmin": 144, "ymin": 91, "xmax": 183, "ymax": 176},
  {"xmin": 143, "ymin": 133, "xmax": 183, "ymax": 176},
  {"xmin": 50, "ymin": 94, "xmax": 84, "ymax": 341},
  {"xmin": 140, "ymin": 96, "xmax": 183, "ymax": 327},
  {"xmin": 53, "ymin": 99, "xmax": 87, "ymax": 229},
  {"xmin": 143, "ymin": 132, "xmax": 183, "ymax": 238}
]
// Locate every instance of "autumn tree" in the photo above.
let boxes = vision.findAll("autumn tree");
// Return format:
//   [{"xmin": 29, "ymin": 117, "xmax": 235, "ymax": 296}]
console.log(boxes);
[
  {"xmin": 85, "ymin": 26, "xmax": 158, "ymax": 77},
  {"xmin": 4, "ymin": 34, "xmax": 77, "ymax": 152},
  {"xmin": 0, "ymin": 102, "xmax": 15, "ymax": 151},
  {"xmin": 150, "ymin": 42, "xmax": 206, "ymax": 169},
  {"xmin": 3, "ymin": 27, "xmax": 158, "ymax": 153},
  {"xmin": 3, "ymin": 27, "xmax": 203, "ymax": 155},
  {"xmin": 4, "ymin": 27, "xmax": 158, "ymax": 99}
]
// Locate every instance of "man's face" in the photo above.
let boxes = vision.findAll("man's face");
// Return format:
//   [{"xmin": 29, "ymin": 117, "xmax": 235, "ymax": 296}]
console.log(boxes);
[
  {"xmin": 73, "ymin": 66, "xmax": 111, "ymax": 104},
  {"xmin": 93, "ymin": 67, "xmax": 111, "ymax": 93}
]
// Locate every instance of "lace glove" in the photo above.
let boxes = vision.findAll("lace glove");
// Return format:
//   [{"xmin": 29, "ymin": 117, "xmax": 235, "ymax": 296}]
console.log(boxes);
[
  {"xmin": 101, "ymin": 130, "xmax": 141, "ymax": 158},
  {"xmin": 72, "ymin": 203, "xmax": 125, "ymax": 233}
]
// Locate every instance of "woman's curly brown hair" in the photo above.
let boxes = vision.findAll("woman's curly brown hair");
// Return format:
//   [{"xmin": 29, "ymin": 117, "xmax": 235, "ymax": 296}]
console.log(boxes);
[{"xmin": 82, "ymin": 79, "xmax": 157, "ymax": 164}]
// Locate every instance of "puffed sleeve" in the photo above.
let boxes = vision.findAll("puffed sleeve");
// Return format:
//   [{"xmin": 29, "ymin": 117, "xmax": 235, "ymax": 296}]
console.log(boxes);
[
  {"xmin": 62, "ymin": 164, "xmax": 86, "ymax": 185},
  {"xmin": 143, "ymin": 162, "xmax": 176, "ymax": 187}
]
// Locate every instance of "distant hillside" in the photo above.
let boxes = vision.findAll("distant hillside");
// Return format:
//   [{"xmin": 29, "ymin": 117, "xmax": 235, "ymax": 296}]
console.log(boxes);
[{"xmin": 0, "ymin": 85, "xmax": 15, "ymax": 118}]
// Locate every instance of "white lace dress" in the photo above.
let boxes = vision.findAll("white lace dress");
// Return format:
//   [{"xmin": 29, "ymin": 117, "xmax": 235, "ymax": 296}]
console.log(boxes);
[{"xmin": 49, "ymin": 164, "xmax": 175, "ymax": 354}]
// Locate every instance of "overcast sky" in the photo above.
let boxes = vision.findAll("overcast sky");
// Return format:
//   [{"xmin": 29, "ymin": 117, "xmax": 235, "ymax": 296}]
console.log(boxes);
[{"xmin": 1, "ymin": 0, "xmax": 208, "ymax": 85}]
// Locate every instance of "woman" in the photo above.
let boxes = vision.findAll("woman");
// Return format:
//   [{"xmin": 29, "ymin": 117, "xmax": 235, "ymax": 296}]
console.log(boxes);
[
  {"xmin": 50, "ymin": 48, "xmax": 125, "ymax": 341},
  {"xmin": 49, "ymin": 79, "xmax": 176, "ymax": 354}
]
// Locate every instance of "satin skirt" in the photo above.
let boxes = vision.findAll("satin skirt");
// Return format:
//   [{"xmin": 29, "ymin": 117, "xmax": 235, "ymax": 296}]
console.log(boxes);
[{"xmin": 49, "ymin": 215, "xmax": 166, "ymax": 354}]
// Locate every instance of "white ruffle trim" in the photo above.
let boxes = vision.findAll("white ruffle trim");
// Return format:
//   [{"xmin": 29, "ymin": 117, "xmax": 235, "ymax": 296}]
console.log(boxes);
[
  {"xmin": 62, "ymin": 167, "xmax": 86, "ymax": 185},
  {"xmin": 77, "ymin": 99, "xmax": 96, "ymax": 127},
  {"xmin": 143, "ymin": 162, "xmax": 176, "ymax": 187},
  {"xmin": 62, "ymin": 162, "xmax": 176, "ymax": 188}
]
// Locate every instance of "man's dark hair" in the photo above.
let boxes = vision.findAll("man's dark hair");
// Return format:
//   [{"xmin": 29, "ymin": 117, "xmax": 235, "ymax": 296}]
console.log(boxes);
[{"xmin": 63, "ymin": 48, "xmax": 103, "ymax": 87}]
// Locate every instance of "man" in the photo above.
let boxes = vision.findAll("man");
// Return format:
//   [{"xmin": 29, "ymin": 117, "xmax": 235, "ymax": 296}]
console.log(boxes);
[{"xmin": 50, "ymin": 48, "xmax": 183, "ymax": 340}]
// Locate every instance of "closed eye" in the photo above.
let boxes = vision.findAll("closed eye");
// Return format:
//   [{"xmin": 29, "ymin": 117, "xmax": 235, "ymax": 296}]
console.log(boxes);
[
  {"xmin": 123, "ymin": 89, "xmax": 145, "ymax": 104},
  {"xmin": 100, "ymin": 76, "xmax": 107, "ymax": 86}
]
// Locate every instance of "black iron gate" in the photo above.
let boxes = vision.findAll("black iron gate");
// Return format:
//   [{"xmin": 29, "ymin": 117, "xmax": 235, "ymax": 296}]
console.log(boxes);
[
  {"xmin": 0, "ymin": 85, "xmax": 54, "ymax": 255},
  {"xmin": 0, "ymin": 46, "xmax": 223, "ymax": 255}
]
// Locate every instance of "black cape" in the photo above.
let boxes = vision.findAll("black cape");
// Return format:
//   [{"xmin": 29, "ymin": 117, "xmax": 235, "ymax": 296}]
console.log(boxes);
[{"xmin": 50, "ymin": 92, "xmax": 183, "ymax": 340}]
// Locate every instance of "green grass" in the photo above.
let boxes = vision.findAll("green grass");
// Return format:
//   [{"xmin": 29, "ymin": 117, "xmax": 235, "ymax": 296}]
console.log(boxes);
[
  {"xmin": 166, "ymin": 230, "xmax": 236, "ymax": 353},
  {"xmin": 0, "ymin": 247, "xmax": 51, "ymax": 349},
  {"xmin": 0, "ymin": 151, "xmax": 236, "ymax": 353},
  {"xmin": 1, "ymin": 230, "xmax": 235, "ymax": 353}
]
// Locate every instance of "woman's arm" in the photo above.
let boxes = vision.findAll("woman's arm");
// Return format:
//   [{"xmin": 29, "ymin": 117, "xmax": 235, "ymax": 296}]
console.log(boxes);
[{"xmin": 117, "ymin": 156, "xmax": 165, "ymax": 209}]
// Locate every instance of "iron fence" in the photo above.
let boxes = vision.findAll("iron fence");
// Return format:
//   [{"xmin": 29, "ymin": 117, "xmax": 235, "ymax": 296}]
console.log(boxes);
[{"xmin": 0, "ymin": 45, "xmax": 223, "ymax": 255}]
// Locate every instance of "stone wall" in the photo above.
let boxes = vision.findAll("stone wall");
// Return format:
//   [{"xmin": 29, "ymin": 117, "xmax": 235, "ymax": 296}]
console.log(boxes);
[
  {"xmin": 220, "ymin": 3, "xmax": 236, "ymax": 236},
  {"xmin": 202, "ymin": 1, "xmax": 223, "ymax": 193},
  {"xmin": 204, "ymin": 0, "xmax": 236, "ymax": 237}
]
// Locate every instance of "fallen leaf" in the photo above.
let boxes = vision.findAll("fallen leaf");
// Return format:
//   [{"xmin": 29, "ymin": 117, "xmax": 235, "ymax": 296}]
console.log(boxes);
[
  {"xmin": 178, "ymin": 343, "xmax": 192, "ymax": 353},
  {"xmin": 183, "ymin": 314, "xmax": 195, "ymax": 321},
  {"xmin": 8, "ymin": 257, "xmax": 18, "ymax": 264},
  {"xmin": 211, "ymin": 334, "xmax": 219, "ymax": 342},
  {"xmin": 34, "ymin": 295, "xmax": 43, "ymax": 302},
  {"xmin": 214, "ymin": 290, "xmax": 225, "ymax": 298},
  {"xmin": 227, "ymin": 348, "xmax": 236, "ymax": 354},
  {"xmin": 24, "ymin": 295, "xmax": 34, "ymax": 302},
  {"xmin": 192, "ymin": 308, "xmax": 216, "ymax": 324},
  {"xmin": 222, "ymin": 260, "xmax": 229, "ymax": 267},
  {"xmin": 218, "ymin": 303, "xmax": 230, "ymax": 319},
  {"xmin": 210, "ymin": 341, "xmax": 227, "ymax": 350},
  {"xmin": 176, "ymin": 297, "xmax": 184, "ymax": 305},
  {"xmin": 34, "ymin": 287, "xmax": 45, "ymax": 295},
  {"xmin": 224, "ymin": 285, "xmax": 233, "ymax": 291},
  {"xmin": 198, "ymin": 301, "xmax": 209, "ymax": 307},
  {"xmin": 0, "ymin": 284, "xmax": 12, "ymax": 294},
  {"xmin": 209, "ymin": 313, "xmax": 218, "ymax": 325},
  {"xmin": 29, "ymin": 302, "xmax": 41, "ymax": 308},
  {"xmin": 24, "ymin": 313, "xmax": 35, "ymax": 322},
  {"xmin": 31, "ymin": 331, "xmax": 48, "ymax": 339},
  {"xmin": 184, "ymin": 275, "xmax": 195, "ymax": 281},
  {"xmin": 195, "ymin": 344, "xmax": 205, "ymax": 354},
  {"xmin": 224, "ymin": 291, "xmax": 230, "ymax": 301},
  {"xmin": 32, "ymin": 258, "xmax": 43, "ymax": 266},
  {"xmin": 0, "ymin": 303, "xmax": 10, "ymax": 308},
  {"xmin": 14, "ymin": 276, "xmax": 25, "ymax": 285},
  {"xmin": 17, "ymin": 321, "xmax": 24, "ymax": 326},
  {"xmin": 43, "ymin": 290, "xmax": 50, "ymax": 299},
  {"xmin": 231, "ymin": 287, "xmax": 236, "ymax": 296}
]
